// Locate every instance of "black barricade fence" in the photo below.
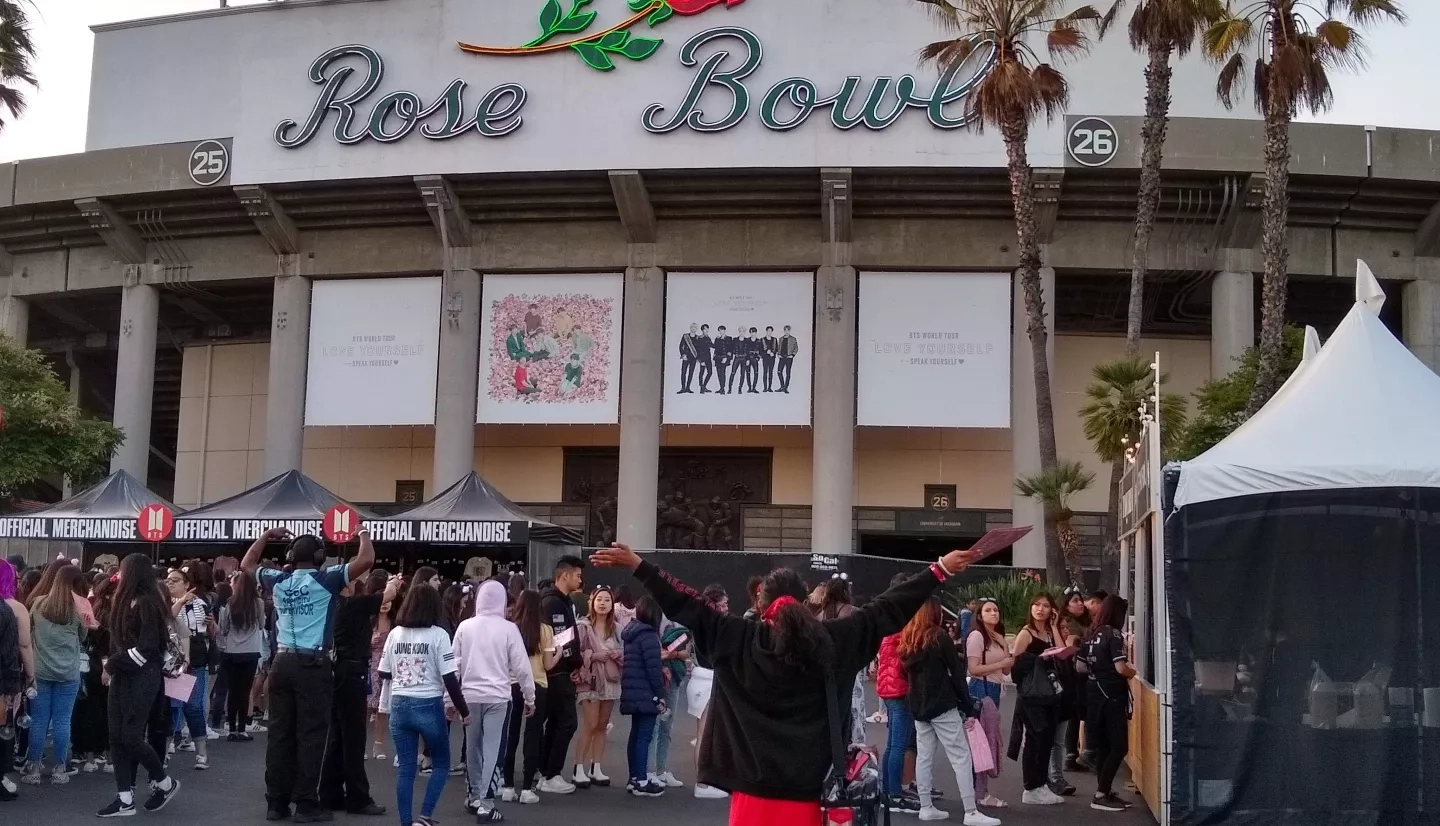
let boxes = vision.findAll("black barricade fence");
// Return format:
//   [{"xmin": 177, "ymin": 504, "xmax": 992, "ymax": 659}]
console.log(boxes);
[
  {"xmin": 576, "ymin": 549, "xmax": 1029, "ymax": 614},
  {"xmin": 1167, "ymin": 485, "xmax": 1440, "ymax": 826}
]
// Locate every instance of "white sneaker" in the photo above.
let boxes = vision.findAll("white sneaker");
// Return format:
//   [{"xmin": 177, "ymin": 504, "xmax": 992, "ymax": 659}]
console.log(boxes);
[
  {"xmin": 978, "ymin": 795, "xmax": 1007, "ymax": 808},
  {"xmin": 657, "ymin": 771, "xmax": 684, "ymax": 788},
  {"xmin": 1043, "ymin": 788, "xmax": 1067, "ymax": 805},
  {"xmin": 247, "ymin": 721, "xmax": 267, "ymax": 734},
  {"xmin": 194, "ymin": 754, "xmax": 208, "ymax": 771},
  {"xmin": 919, "ymin": 806, "xmax": 950, "ymax": 820},
  {"xmin": 538, "ymin": 776, "xmax": 576, "ymax": 795},
  {"xmin": 206, "ymin": 728, "xmax": 223, "ymax": 741},
  {"xmin": 694, "ymin": 784, "xmax": 729, "ymax": 799},
  {"xmin": 499, "ymin": 787, "xmax": 517, "ymax": 802},
  {"xmin": 963, "ymin": 810, "xmax": 1002, "ymax": 826},
  {"xmin": 1022, "ymin": 789, "xmax": 1062, "ymax": 806},
  {"xmin": 82, "ymin": 759, "xmax": 99, "ymax": 773},
  {"xmin": 519, "ymin": 788, "xmax": 540, "ymax": 804}
]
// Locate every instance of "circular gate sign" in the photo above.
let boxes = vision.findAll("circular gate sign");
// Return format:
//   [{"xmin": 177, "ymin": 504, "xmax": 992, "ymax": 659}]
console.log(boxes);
[
  {"xmin": 137, "ymin": 504, "xmax": 175, "ymax": 542},
  {"xmin": 188, "ymin": 140, "xmax": 230, "ymax": 187},
  {"xmin": 1066, "ymin": 117, "xmax": 1119, "ymax": 167},
  {"xmin": 324, "ymin": 504, "xmax": 362, "ymax": 543}
]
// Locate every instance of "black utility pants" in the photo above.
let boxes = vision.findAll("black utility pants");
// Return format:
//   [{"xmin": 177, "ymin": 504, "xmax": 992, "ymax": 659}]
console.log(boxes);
[
  {"xmin": 1086, "ymin": 685, "xmax": 1130, "ymax": 796},
  {"xmin": 108, "ymin": 668, "xmax": 167, "ymax": 794},
  {"xmin": 539, "ymin": 676, "xmax": 577, "ymax": 780},
  {"xmin": 265, "ymin": 653, "xmax": 334, "ymax": 815},
  {"xmin": 319, "ymin": 660, "xmax": 375, "ymax": 811}
]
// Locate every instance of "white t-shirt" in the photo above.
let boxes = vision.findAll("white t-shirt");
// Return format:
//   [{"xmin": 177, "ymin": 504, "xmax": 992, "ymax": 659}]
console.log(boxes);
[{"xmin": 379, "ymin": 626, "xmax": 456, "ymax": 700}]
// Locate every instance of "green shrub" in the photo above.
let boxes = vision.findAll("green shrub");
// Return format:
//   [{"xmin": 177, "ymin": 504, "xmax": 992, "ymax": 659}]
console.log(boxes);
[{"xmin": 944, "ymin": 571, "xmax": 1057, "ymax": 632}]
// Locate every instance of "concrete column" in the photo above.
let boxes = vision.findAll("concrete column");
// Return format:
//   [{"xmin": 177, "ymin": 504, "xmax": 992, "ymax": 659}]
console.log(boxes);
[
  {"xmin": 0, "ymin": 292, "xmax": 27, "ymax": 344},
  {"xmin": 1010, "ymin": 267, "xmax": 1055, "ymax": 570},
  {"xmin": 813, "ymin": 262, "xmax": 857, "ymax": 554},
  {"xmin": 111, "ymin": 278, "xmax": 159, "ymax": 482},
  {"xmin": 1211, "ymin": 270, "xmax": 1255, "ymax": 378},
  {"xmin": 1404, "ymin": 279, "xmax": 1440, "ymax": 373},
  {"xmin": 432, "ymin": 264, "xmax": 481, "ymax": 491},
  {"xmin": 265, "ymin": 271, "xmax": 311, "ymax": 478},
  {"xmin": 616, "ymin": 251, "xmax": 663, "ymax": 547}
]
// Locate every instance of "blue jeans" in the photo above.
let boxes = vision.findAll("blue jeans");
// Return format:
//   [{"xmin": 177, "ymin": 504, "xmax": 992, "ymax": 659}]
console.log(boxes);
[
  {"xmin": 883, "ymin": 698, "xmax": 914, "ymax": 796},
  {"xmin": 26, "ymin": 677, "xmax": 81, "ymax": 766},
  {"xmin": 390, "ymin": 695, "xmax": 449, "ymax": 826},
  {"xmin": 626, "ymin": 713, "xmax": 658, "ymax": 783},
  {"xmin": 171, "ymin": 668, "xmax": 208, "ymax": 739},
  {"xmin": 651, "ymin": 684, "xmax": 681, "ymax": 773}
]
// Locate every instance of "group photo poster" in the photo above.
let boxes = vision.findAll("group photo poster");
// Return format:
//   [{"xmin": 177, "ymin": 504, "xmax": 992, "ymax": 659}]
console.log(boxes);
[
  {"xmin": 857, "ymin": 272, "xmax": 1012, "ymax": 428},
  {"xmin": 304, "ymin": 276, "xmax": 442, "ymax": 426},
  {"xmin": 477, "ymin": 273, "xmax": 624, "ymax": 424},
  {"xmin": 663, "ymin": 272, "xmax": 813, "ymax": 426}
]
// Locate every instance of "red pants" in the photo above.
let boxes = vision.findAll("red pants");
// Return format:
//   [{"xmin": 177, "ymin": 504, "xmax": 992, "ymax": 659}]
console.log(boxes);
[{"xmin": 729, "ymin": 791, "xmax": 823, "ymax": 826}]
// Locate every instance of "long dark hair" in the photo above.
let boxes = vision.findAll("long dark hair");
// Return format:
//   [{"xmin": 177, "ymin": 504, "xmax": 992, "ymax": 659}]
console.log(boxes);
[
  {"xmin": 16, "ymin": 568, "xmax": 41, "ymax": 605},
  {"xmin": 442, "ymin": 584, "xmax": 466, "ymax": 629},
  {"xmin": 182, "ymin": 561, "xmax": 215, "ymax": 595},
  {"xmin": 1025, "ymin": 593, "xmax": 1060, "ymax": 639},
  {"xmin": 228, "ymin": 568, "xmax": 262, "ymax": 632},
  {"xmin": 635, "ymin": 595, "xmax": 663, "ymax": 630},
  {"xmin": 111, "ymin": 554, "xmax": 168, "ymax": 649},
  {"xmin": 972, "ymin": 598, "xmax": 1006, "ymax": 645},
  {"xmin": 512, "ymin": 590, "xmax": 543, "ymax": 657},
  {"xmin": 1089, "ymin": 595, "xmax": 1130, "ymax": 638},
  {"xmin": 758, "ymin": 568, "xmax": 833, "ymax": 673},
  {"xmin": 396, "ymin": 583, "xmax": 442, "ymax": 629}
]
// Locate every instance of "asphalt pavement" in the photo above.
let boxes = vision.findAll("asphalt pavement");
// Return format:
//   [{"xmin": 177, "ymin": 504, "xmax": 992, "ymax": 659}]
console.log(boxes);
[{"xmin": 3, "ymin": 690, "xmax": 1155, "ymax": 825}]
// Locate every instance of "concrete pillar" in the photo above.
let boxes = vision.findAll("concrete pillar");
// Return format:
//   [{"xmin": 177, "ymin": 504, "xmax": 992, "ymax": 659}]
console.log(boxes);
[
  {"xmin": 111, "ymin": 279, "xmax": 159, "ymax": 482},
  {"xmin": 265, "ymin": 271, "xmax": 311, "ymax": 478},
  {"xmin": 432, "ymin": 265, "xmax": 481, "ymax": 491},
  {"xmin": 1211, "ymin": 270, "xmax": 1255, "ymax": 378},
  {"xmin": 813, "ymin": 262, "xmax": 857, "ymax": 554},
  {"xmin": 1010, "ymin": 267, "xmax": 1055, "ymax": 570},
  {"xmin": 616, "ymin": 251, "xmax": 663, "ymax": 547},
  {"xmin": 1404, "ymin": 279, "xmax": 1440, "ymax": 373},
  {"xmin": 0, "ymin": 292, "xmax": 27, "ymax": 344}
]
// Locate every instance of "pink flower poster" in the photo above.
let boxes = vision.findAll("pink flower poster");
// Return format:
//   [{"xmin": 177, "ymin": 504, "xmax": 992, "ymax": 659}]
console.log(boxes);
[{"xmin": 477, "ymin": 273, "xmax": 624, "ymax": 424}]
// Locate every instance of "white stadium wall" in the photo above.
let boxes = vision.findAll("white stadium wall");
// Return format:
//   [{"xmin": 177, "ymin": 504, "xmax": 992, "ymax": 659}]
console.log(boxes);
[
  {"xmin": 173, "ymin": 335, "xmax": 1212, "ymax": 513},
  {"xmin": 86, "ymin": 0, "xmax": 1254, "ymax": 183}
]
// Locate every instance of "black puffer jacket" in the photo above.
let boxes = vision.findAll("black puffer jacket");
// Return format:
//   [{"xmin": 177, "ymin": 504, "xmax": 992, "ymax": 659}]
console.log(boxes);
[
  {"xmin": 619, "ymin": 619, "xmax": 666, "ymax": 716},
  {"xmin": 901, "ymin": 635, "xmax": 977, "ymax": 722}
]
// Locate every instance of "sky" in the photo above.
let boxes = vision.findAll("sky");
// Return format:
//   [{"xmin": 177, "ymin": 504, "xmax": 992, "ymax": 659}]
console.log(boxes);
[{"xmin": 0, "ymin": 0, "xmax": 1435, "ymax": 163}]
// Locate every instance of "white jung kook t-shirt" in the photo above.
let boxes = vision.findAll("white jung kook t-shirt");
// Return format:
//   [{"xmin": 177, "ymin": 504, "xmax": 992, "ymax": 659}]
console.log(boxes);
[{"xmin": 379, "ymin": 625, "xmax": 456, "ymax": 700}]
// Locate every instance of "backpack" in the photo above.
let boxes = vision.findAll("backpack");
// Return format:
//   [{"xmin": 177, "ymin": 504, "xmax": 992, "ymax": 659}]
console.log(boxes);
[{"xmin": 820, "ymin": 672, "xmax": 890, "ymax": 826}]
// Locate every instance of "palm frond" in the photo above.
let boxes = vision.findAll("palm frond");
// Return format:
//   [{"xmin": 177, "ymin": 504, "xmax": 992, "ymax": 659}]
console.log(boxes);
[
  {"xmin": 1328, "ymin": 0, "xmax": 1407, "ymax": 26},
  {"xmin": 1203, "ymin": 15, "xmax": 1254, "ymax": 59},
  {"xmin": 1015, "ymin": 461, "xmax": 1096, "ymax": 513},
  {"xmin": 1215, "ymin": 52, "xmax": 1248, "ymax": 109}
]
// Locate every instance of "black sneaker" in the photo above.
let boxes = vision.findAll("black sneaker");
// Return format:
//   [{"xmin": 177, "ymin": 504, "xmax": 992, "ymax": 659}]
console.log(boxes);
[
  {"xmin": 144, "ymin": 778, "xmax": 180, "ymax": 812},
  {"xmin": 291, "ymin": 810, "xmax": 335, "ymax": 823},
  {"xmin": 628, "ymin": 779, "xmax": 664, "ymax": 798},
  {"xmin": 1106, "ymin": 793, "xmax": 1133, "ymax": 809},
  {"xmin": 96, "ymin": 797, "xmax": 136, "ymax": 817},
  {"xmin": 265, "ymin": 807, "xmax": 291, "ymax": 821},
  {"xmin": 475, "ymin": 808, "xmax": 506, "ymax": 822},
  {"xmin": 1091, "ymin": 794, "xmax": 1126, "ymax": 812},
  {"xmin": 888, "ymin": 794, "xmax": 922, "ymax": 814},
  {"xmin": 1049, "ymin": 780, "xmax": 1076, "ymax": 797}
]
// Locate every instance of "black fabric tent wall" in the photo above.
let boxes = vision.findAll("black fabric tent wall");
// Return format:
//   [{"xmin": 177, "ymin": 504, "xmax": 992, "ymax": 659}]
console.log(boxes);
[
  {"xmin": 1165, "ymin": 478, "xmax": 1440, "ymax": 826},
  {"xmin": 376, "ymin": 471, "xmax": 582, "ymax": 546},
  {"xmin": 168, "ymin": 470, "xmax": 374, "ymax": 549}
]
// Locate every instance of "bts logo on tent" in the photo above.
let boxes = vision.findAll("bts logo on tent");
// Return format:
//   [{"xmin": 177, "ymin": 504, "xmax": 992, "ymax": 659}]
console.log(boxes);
[
  {"xmin": 137, "ymin": 504, "xmax": 174, "ymax": 542},
  {"xmin": 324, "ymin": 504, "xmax": 361, "ymax": 543}
]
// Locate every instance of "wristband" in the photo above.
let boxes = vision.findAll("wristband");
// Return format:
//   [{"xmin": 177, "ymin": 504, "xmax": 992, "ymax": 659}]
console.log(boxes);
[
  {"xmin": 929, "ymin": 562, "xmax": 949, "ymax": 582},
  {"xmin": 935, "ymin": 556, "xmax": 956, "ymax": 577}
]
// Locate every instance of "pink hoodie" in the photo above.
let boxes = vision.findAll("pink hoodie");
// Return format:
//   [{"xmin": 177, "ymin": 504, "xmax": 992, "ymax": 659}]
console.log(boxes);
[{"xmin": 452, "ymin": 580, "xmax": 535, "ymax": 707}]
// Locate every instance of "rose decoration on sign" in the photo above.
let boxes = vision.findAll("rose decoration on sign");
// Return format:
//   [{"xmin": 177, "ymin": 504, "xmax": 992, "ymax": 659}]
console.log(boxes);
[{"xmin": 458, "ymin": 0, "xmax": 748, "ymax": 72}]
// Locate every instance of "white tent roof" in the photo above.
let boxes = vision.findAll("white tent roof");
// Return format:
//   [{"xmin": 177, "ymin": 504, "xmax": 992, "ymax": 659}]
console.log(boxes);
[{"xmin": 1173, "ymin": 261, "xmax": 1440, "ymax": 508}]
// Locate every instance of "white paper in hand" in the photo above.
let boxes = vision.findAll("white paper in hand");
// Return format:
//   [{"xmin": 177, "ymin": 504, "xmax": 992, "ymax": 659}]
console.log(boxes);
[{"xmin": 552, "ymin": 626, "xmax": 576, "ymax": 651}]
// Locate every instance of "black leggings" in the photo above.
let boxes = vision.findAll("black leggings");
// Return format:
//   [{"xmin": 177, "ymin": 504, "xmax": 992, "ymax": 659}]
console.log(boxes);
[
  {"xmin": 108, "ymin": 669, "xmax": 168, "ymax": 794},
  {"xmin": 502, "ymin": 683, "xmax": 523, "ymax": 788},
  {"xmin": 521, "ymin": 687, "xmax": 550, "ymax": 789},
  {"xmin": 222, "ymin": 654, "xmax": 261, "ymax": 733},
  {"xmin": 1021, "ymin": 702, "xmax": 1060, "ymax": 791},
  {"xmin": 1086, "ymin": 688, "xmax": 1129, "ymax": 795}
]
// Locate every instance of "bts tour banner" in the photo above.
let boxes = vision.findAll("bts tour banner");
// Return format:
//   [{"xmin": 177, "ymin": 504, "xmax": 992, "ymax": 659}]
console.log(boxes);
[
  {"xmin": 857, "ymin": 272, "xmax": 1012, "ymax": 428},
  {"xmin": 305, "ymin": 276, "xmax": 443, "ymax": 426},
  {"xmin": 663, "ymin": 272, "xmax": 813, "ymax": 426},
  {"xmin": 478, "ymin": 273, "xmax": 624, "ymax": 424}
]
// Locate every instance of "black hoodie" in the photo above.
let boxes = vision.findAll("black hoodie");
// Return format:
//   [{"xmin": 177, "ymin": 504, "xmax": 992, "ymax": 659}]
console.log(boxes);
[
  {"xmin": 539, "ymin": 582, "xmax": 581, "ymax": 676},
  {"xmin": 901, "ymin": 635, "xmax": 977, "ymax": 722},
  {"xmin": 633, "ymin": 560, "xmax": 944, "ymax": 802}
]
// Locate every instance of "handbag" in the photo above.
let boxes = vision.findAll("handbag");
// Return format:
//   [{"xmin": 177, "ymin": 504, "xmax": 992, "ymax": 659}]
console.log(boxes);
[
  {"xmin": 1019, "ymin": 655, "xmax": 1063, "ymax": 706},
  {"xmin": 820, "ymin": 672, "xmax": 889, "ymax": 826},
  {"xmin": 965, "ymin": 717, "xmax": 995, "ymax": 774}
]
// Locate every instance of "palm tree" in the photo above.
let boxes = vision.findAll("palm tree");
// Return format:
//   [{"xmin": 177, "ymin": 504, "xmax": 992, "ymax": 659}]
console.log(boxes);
[
  {"xmin": 917, "ymin": 0, "xmax": 1104, "ymax": 582},
  {"xmin": 1079, "ymin": 356, "xmax": 1188, "ymax": 587},
  {"xmin": 1204, "ymin": 0, "xmax": 1404, "ymax": 415},
  {"xmin": 0, "ymin": 0, "xmax": 37, "ymax": 131},
  {"xmin": 1105, "ymin": 0, "xmax": 1224, "ymax": 356},
  {"xmin": 1015, "ymin": 461, "xmax": 1095, "ymax": 587}
]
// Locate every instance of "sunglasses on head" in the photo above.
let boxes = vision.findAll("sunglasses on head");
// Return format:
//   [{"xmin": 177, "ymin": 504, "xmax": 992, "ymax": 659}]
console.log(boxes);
[{"xmin": 1063, "ymin": 586, "xmax": 1083, "ymax": 596}]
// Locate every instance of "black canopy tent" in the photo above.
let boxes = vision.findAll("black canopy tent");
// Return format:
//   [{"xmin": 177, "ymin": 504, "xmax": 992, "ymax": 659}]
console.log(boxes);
[
  {"xmin": 372, "ymin": 471, "xmax": 583, "ymax": 580},
  {"xmin": 166, "ymin": 470, "xmax": 377, "ymax": 565},
  {"xmin": 1164, "ymin": 264, "xmax": 1440, "ymax": 826},
  {"xmin": 0, "ymin": 470, "xmax": 181, "ymax": 567}
]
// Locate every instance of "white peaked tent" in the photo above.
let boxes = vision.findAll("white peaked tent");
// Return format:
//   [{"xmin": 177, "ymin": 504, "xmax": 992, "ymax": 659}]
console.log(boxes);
[{"xmin": 1174, "ymin": 260, "xmax": 1440, "ymax": 508}]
